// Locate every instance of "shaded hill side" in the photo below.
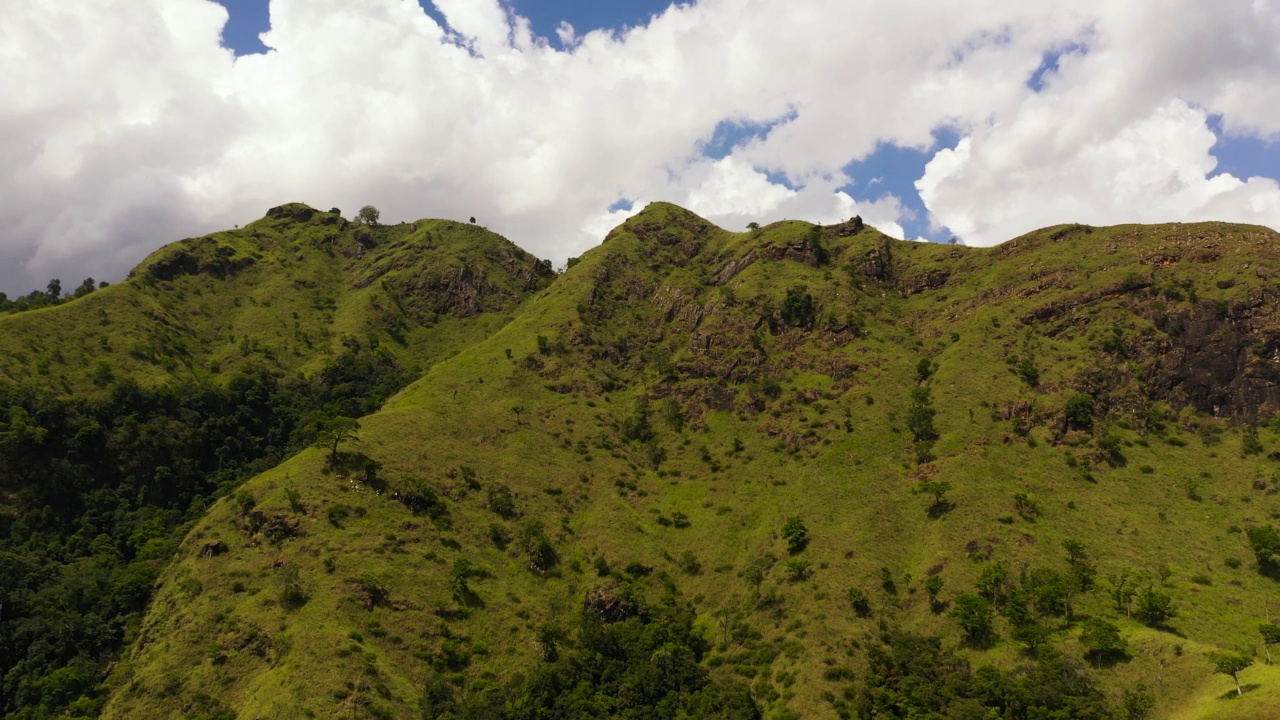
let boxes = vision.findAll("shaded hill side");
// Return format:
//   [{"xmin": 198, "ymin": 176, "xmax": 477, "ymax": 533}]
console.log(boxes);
[
  {"xmin": 101, "ymin": 204, "xmax": 1280, "ymax": 719},
  {"xmin": 0, "ymin": 204, "xmax": 554, "ymax": 396},
  {"xmin": 0, "ymin": 206, "xmax": 554, "ymax": 720}
]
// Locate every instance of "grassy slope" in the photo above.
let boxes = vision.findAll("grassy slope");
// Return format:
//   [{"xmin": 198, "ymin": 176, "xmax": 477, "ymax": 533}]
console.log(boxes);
[
  {"xmin": 102, "ymin": 205, "xmax": 1280, "ymax": 719},
  {"xmin": 0, "ymin": 204, "xmax": 552, "ymax": 394}
]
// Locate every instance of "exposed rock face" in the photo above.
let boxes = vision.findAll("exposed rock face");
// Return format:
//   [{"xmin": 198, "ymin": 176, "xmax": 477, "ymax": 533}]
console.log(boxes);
[
  {"xmin": 1150, "ymin": 296, "xmax": 1280, "ymax": 421},
  {"xmin": 142, "ymin": 242, "xmax": 255, "ymax": 281},
  {"xmin": 583, "ymin": 583, "xmax": 635, "ymax": 622},
  {"xmin": 859, "ymin": 240, "xmax": 894, "ymax": 281},
  {"xmin": 265, "ymin": 204, "xmax": 316, "ymax": 222}
]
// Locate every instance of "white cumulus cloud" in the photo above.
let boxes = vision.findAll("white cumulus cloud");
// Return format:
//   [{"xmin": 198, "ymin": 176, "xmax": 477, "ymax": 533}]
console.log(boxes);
[{"xmin": 0, "ymin": 0, "xmax": 1277, "ymax": 292}]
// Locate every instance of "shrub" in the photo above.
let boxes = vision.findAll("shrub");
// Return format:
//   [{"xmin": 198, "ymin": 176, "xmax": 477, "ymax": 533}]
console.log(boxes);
[
  {"xmin": 847, "ymin": 588, "xmax": 871, "ymax": 617},
  {"xmin": 1134, "ymin": 587, "xmax": 1177, "ymax": 626},
  {"xmin": 782, "ymin": 517, "xmax": 809, "ymax": 554},
  {"xmin": 1064, "ymin": 394, "xmax": 1094, "ymax": 432},
  {"xmin": 327, "ymin": 504, "xmax": 351, "ymax": 527},
  {"xmin": 949, "ymin": 594, "xmax": 994, "ymax": 642},
  {"xmin": 488, "ymin": 484, "xmax": 518, "ymax": 519}
]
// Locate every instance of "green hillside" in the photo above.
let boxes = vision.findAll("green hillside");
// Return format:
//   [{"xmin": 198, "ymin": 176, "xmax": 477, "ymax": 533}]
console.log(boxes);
[
  {"xmin": 0, "ymin": 203, "xmax": 553, "ymax": 394},
  {"xmin": 0, "ymin": 206, "xmax": 554, "ymax": 720},
  {"xmin": 89, "ymin": 204, "xmax": 1280, "ymax": 719}
]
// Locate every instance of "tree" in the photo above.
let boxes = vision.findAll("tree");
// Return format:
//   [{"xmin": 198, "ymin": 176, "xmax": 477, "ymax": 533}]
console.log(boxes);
[
  {"xmin": 1247, "ymin": 525, "xmax": 1280, "ymax": 571},
  {"xmin": 1122, "ymin": 684, "xmax": 1156, "ymax": 720},
  {"xmin": 1260, "ymin": 623, "xmax": 1280, "ymax": 664},
  {"xmin": 448, "ymin": 559, "xmax": 480, "ymax": 605},
  {"xmin": 949, "ymin": 594, "xmax": 994, "ymax": 642},
  {"xmin": 1013, "ymin": 622, "xmax": 1052, "ymax": 657},
  {"xmin": 1014, "ymin": 492, "xmax": 1039, "ymax": 520},
  {"xmin": 781, "ymin": 517, "xmax": 809, "ymax": 554},
  {"xmin": 1064, "ymin": 394, "xmax": 1095, "ymax": 432},
  {"xmin": 779, "ymin": 286, "xmax": 816, "ymax": 330},
  {"xmin": 741, "ymin": 554, "xmax": 777, "ymax": 602},
  {"xmin": 314, "ymin": 415, "xmax": 360, "ymax": 460},
  {"xmin": 916, "ymin": 357, "xmax": 936, "ymax": 381},
  {"xmin": 1209, "ymin": 652, "xmax": 1252, "ymax": 697},
  {"xmin": 357, "ymin": 205, "xmax": 381, "ymax": 225},
  {"xmin": 805, "ymin": 226, "xmax": 829, "ymax": 265},
  {"xmin": 1079, "ymin": 619, "xmax": 1127, "ymax": 665},
  {"xmin": 74, "ymin": 278, "xmax": 96, "ymax": 298},
  {"xmin": 847, "ymin": 587, "xmax": 871, "ymax": 617},
  {"xmin": 46, "ymin": 278, "xmax": 62, "ymax": 300},
  {"xmin": 924, "ymin": 575, "xmax": 943, "ymax": 610},
  {"xmin": 976, "ymin": 562, "xmax": 1008, "ymax": 604},
  {"xmin": 1107, "ymin": 570, "xmax": 1137, "ymax": 618},
  {"xmin": 786, "ymin": 559, "xmax": 812, "ymax": 582},
  {"xmin": 916, "ymin": 480, "xmax": 951, "ymax": 516},
  {"xmin": 1063, "ymin": 539, "xmax": 1097, "ymax": 590},
  {"xmin": 746, "ymin": 222, "xmax": 760, "ymax": 232},
  {"xmin": 1134, "ymin": 586, "xmax": 1177, "ymax": 627},
  {"xmin": 906, "ymin": 387, "xmax": 938, "ymax": 443}
]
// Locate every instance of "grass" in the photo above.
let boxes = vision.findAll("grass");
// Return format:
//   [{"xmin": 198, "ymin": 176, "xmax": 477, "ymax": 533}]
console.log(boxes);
[
  {"xmin": 86, "ymin": 204, "xmax": 1280, "ymax": 718},
  {"xmin": 0, "ymin": 204, "xmax": 552, "ymax": 395}
]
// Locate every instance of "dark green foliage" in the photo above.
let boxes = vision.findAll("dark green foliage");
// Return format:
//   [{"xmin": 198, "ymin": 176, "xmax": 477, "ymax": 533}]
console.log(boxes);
[
  {"xmin": 924, "ymin": 575, "xmax": 943, "ymax": 611},
  {"xmin": 314, "ymin": 414, "xmax": 360, "ymax": 459},
  {"xmin": 423, "ymin": 596, "xmax": 759, "ymax": 719},
  {"xmin": 1209, "ymin": 652, "xmax": 1252, "ymax": 696},
  {"xmin": 1064, "ymin": 394, "xmax": 1094, "ymax": 432},
  {"xmin": 779, "ymin": 285, "xmax": 817, "ymax": 330},
  {"xmin": 1134, "ymin": 587, "xmax": 1178, "ymax": 627},
  {"xmin": 906, "ymin": 386, "xmax": 938, "ymax": 444},
  {"xmin": 1063, "ymin": 539, "xmax": 1097, "ymax": 591},
  {"xmin": 520, "ymin": 521, "xmax": 558, "ymax": 573},
  {"xmin": 0, "ymin": 344, "xmax": 412, "ymax": 718},
  {"xmin": 916, "ymin": 357, "xmax": 936, "ymax": 382},
  {"xmin": 847, "ymin": 588, "xmax": 871, "ymax": 617},
  {"xmin": 327, "ymin": 504, "xmax": 351, "ymax": 527},
  {"xmin": 855, "ymin": 630, "xmax": 1109, "ymax": 719},
  {"xmin": 278, "ymin": 565, "xmax": 307, "ymax": 609},
  {"xmin": 1122, "ymin": 684, "xmax": 1156, "ymax": 720},
  {"xmin": 1246, "ymin": 524, "xmax": 1280, "ymax": 572},
  {"xmin": 1024, "ymin": 567, "xmax": 1077, "ymax": 618},
  {"xmin": 916, "ymin": 480, "xmax": 952, "ymax": 516},
  {"xmin": 393, "ymin": 476, "xmax": 448, "ymax": 521},
  {"xmin": 949, "ymin": 594, "xmax": 994, "ymax": 642},
  {"xmin": 1243, "ymin": 424, "xmax": 1264, "ymax": 456},
  {"xmin": 1015, "ymin": 357, "xmax": 1040, "ymax": 387},
  {"xmin": 1014, "ymin": 492, "xmax": 1039, "ymax": 520},
  {"xmin": 619, "ymin": 398, "xmax": 654, "ymax": 442},
  {"xmin": 1079, "ymin": 619, "xmax": 1127, "ymax": 664},
  {"xmin": 0, "ymin": 277, "xmax": 82, "ymax": 316},
  {"xmin": 1097, "ymin": 433, "xmax": 1126, "ymax": 467},
  {"xmin": 487, "ymin": 484, "xmax": 518, "ymax": 519},
  {"xmin": 975, "ymin": 562, "xmax": 1008, "ymax": 603},
  {"xmin": 806, "ymin": 226, "xmax": 830, "ymax": 266},
  {"xmin": 1261, "ymin": 623, "xmax": 1280, "ymax": 664},
  {"xmin": 357, "ymin": 205, "xmax": 381, "ymax": 225},
  {"xmin": 1012, "ymin": 622, "xmax": 1053, "ymax": 657},
  {"xmin": 785, "ymin": 559, "xmax": 812, "ymax": 582},
  {"xmin": 741, "ymin": 554, "xmax": 777, "ymax": 601},
  {"xmin": 488, "ymin": 524, "xmax": 512, "ymax": 550},
  {"xmin": 781, "ymin": 516, "xmax": 809, "ymax": 554}
]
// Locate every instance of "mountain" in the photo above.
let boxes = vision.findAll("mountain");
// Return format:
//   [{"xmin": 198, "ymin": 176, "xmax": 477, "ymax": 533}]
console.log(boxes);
[
  {"xmin": 0, "ymin": 203, "xmax": 554, "ymax": 394},
  {"xmin": 77, "ymin": 203, "xmax": 1280, "ymax": 719},
  {"xmin": 0, "ymin": 205, "xmax": 554, "ymax": 720}
]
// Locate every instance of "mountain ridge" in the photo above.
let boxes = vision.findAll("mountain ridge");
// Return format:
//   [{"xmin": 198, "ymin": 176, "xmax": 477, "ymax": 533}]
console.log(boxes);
[{"xmin": 6, "ymin": 203, "xmax": 1280, "ymax": 719}]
